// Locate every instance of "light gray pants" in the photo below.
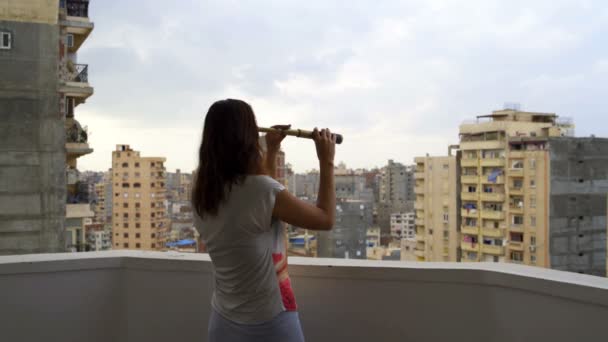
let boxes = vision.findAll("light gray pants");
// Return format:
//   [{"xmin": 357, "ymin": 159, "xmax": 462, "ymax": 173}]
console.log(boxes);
[{"xmin": 208, "ymin": 309, "xmax": 305, "ymax": 342}]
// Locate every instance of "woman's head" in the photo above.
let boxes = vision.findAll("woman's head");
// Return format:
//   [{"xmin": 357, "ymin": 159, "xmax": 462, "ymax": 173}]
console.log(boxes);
[{"xmin": 192, "ymin": 99, "xmax": 262, "ymax": 217}]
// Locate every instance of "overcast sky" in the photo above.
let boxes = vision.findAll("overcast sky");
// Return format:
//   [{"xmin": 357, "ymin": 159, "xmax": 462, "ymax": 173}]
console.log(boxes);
[{"xmin": 77, "ymin": 0, "xmax": 608, "ymax": 173}]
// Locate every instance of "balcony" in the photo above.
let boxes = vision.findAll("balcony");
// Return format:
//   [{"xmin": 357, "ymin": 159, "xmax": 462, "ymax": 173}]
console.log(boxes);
[
  {"xmin": 414, "ymin": 186, "xmax": 424, "ymax": 195},
  {"xmin": 481, "ymin": 210, "xmax": 505, "ymax": 220},
  {"xmin": 480, "ymin": 158, "xmax": 505, "ymax": 167},
  {"xmin": 461, "ymin": 175, "xmax": 479, "ymax": 184},
  {"xmin": 480, "ymin": 192, "xmax": 505, "ymax": 202},
  {"xmin": 415, "ymin": 234, "xmax": 425, "ymax": 242},
  {"xmin": 60, "ymin": 63, "xmax": 93, "ymax": 101},
  {"xmin": 510, "ymin": 224, "xmax": 524, "ymax": 232},
  {"xmin": 461, "ymin": 158, "xmax": 478, "ymax": 167},
  {"xmin": 414, "ymin": 202, "xmax": 424, "ymax": 210},
  {"xmin": 415, "ymin": 218, "xmax": 425, "ymax": 226},
  {"xmin": 509, "ymin": 206, "xmax": 524, "ymax": 214},
  {"xmin": 509, "ymin": 168, "xmax": 524, "ymax": 177},
  {"xmin": 461, "ymin": 209, "xmax": 478, "ymax": 218},
  {"xmin": 509, "ymin": 241, "xmax": 525, "ymax": 251},
  {"xmin": 509, "ymin": 151, "xmax": 525, "ymax": 158},
  {"xmin": 509, "ymin": 187, "xmax": 524, "ymax": 195},
  {"xmin": 482, "ymin": 227, "xmax": 505, "ymax": 238},
  {"xmin": 461, "ymin": 192, "xmax": 478, "ymax": 201},
  {"xmin": 482, "ymin": 244, "xmax": 505, "ymax": 255},
  {"xmin": 1, "ymin": 252, "xmax": 608, "ymax": 341},
  {"xmin": 461, "ymin": 242, "xmax": 480, "ymax": 252},
  {"xmin": 461, "ymin": 226, "xmax": 479, "ymax": 235},
  {"xmin": 481, "ymin": 175, "xmax": 505, "ymax": 184},
  {"xmin": 414, "ymin": 172, "xmax": 424, "ymax": 179}
]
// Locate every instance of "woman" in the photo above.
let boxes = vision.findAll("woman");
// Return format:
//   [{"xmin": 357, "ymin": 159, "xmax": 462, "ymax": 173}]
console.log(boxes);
[{"xmin": 192, "ymin": 99, "xmax": 336, "ymax": 341}]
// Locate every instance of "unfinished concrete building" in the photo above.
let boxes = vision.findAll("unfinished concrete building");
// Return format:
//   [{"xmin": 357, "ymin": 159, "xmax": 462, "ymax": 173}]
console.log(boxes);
[{"xmin": 548, "ymin": 137, "xmax": 608, "ymax": 277}]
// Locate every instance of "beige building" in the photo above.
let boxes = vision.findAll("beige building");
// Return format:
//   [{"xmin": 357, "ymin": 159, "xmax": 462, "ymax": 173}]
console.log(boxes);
[
  {"xmin": 413, "ymin": 155, "xmax": 460, "ymax": 262},
  {"xmin": 458, "ymin": 109, "xmax": 572, "ymax": 265},
  {"xmin": 400, "ymin": 238, "xmax": 417, "ymax": 261},
  {"xmin": 111, "ymin": 145, "xmax": 168, "ymax": 251}
]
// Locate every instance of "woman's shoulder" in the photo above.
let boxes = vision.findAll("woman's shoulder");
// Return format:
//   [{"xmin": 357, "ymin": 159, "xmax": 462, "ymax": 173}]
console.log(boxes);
[{"xmin": 245, "ymin": 175, "xmax": 285, "ymax": 191}]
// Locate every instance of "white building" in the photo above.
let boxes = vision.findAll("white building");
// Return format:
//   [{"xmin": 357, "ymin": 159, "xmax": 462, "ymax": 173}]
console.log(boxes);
[{"xmin": 390, "ymin": 212, "xmax": 415, "ymax": 240}]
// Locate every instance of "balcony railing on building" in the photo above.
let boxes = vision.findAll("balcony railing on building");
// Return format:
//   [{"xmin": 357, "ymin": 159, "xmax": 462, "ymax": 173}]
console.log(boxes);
[
  {"xmin": 69, "ymin": 63, "xmax": 89, "ymax": 83},
  {"xmin": 61, "ymin": 0, "xmax": 90, "ymax": 18}
]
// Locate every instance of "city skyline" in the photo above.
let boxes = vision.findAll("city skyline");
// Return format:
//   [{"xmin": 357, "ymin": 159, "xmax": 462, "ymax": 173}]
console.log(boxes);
[{"xmin": 75, "ymin": 0, "xmax": 608, "ymax": 173}]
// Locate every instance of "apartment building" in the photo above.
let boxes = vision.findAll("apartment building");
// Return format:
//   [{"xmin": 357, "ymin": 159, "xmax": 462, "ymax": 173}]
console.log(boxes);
[
  {"xmin": 414, "ymin": 155, "xmax": 460, "ymax": 262},
  {"xmin": 0, "ymin": 0, "xmax": 95, "ymax": 253},
  {"xmin": 458, "ymin": 109, "xmax": 574, "ymax": 265},
  {"xmin": 111, "ymin": 145, "xmax": 168, "ymax": 251},
  {"xmin": 390, "ymin": 212, "xmax": 415, "ymax": 240},
  {"xmin": 379, "ymin": 160, "xmax": 415, "ymax": 206}
]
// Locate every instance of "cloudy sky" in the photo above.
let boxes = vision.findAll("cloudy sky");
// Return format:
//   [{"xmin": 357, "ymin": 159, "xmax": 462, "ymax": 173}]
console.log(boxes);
[{"xmin": 77, "ymin": 0, "xmax": 608, "ymax": 173}]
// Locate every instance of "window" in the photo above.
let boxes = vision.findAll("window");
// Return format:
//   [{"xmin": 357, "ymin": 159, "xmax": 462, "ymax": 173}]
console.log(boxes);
[
  {"xmin": 123, "ymin": 223, "xmax": 128, "ymax": 228},
  {"xmin": 122, "ymin": 183, "xmax": 130, "ymax": 188},
  {"xmin": 530, "ymin": 216, "xmax": 536, "ymax": 227},
  {"xmin": 136, "ymin": 243, "xmax": 141, "ymax": 249},
  {"xmin": 511, "ymin": 160, "xmax": 524, "ymax": 169},
  {"xmin": 443, "ymin": 213, "xmax": 449, "ymax": 223},
  {"xmin": 134, "ymin": 183, "xmax": 141, "ymax": 188},
  {"xmin": 1, "ymin": 31, "xmax": 11, "ymax": 49},
  {"xmin": 122, "ymin": 163, "xmax": 129, "ymax": 168},
  {"xmin": 66, "ymin": 33, "xmax": 74, "ymax": 47},
  {"xmin": 135, "ymin": 223, "xmax": 141, "ymax": 228},
  {"xmin": 135, "ymin": 193, "xmax": 141, "ymax": 198},
  {"xmin": 123, "ymin": 233, "xmax": 128, "ymax": 238},
  {"xmin": 529, "ymin": 158, "xmax": 536, "ymax": 170},
  {"xmin": 151, "ymin": 243, "xmax": 156, "ymax": 248},
  {"xmin": 530, "ymin": 236, "xmax": 536, "ymax": 246},
  {"xmin": 151, "ymin": 233, "xmax": 156, "ymax": 238},
  {"xmin": 513, "ymin": 215, "xmax": 524, "ymax": 225},
  {"xmin": 151, "ymin": 182, "xmax": 155, "ymax": 187},
  {"xmin": 511, "ymin": 251, "xmax": 523, "ymax": 262},
  {"xmin": 135, "ymin": 233, "xmax": 140, "ymax": 238},
  {"xmin": 530, "ymin": 179, "xmax": 536, "ymax": 188},
  {"xmin": 123, "ymin": 193, "xmax": 128, "ymax": 198},
  {"xmin": 134, "ymin": 172, "xmax": 140, "ymax": 177},
  {"xmin": 123, "ymin": 243, "xmax": 129, "ymax": 248},
  {"xmin": 530, "ymin": 255, "xmax": 537, "ymax": 264},
  {"xmin": 151, "ymin": 162, "xmax": 155, "ymax": 167},
  {"xmin": 530, "ymin": 196, "xmax": 536, "ymax": 208},
  {"xmin": 123, "ymin": 213, "xmax": 128, "ymax": 218},
  {"xmin": 123, "ymin": 203, "xmax": 128, "ymax": 208},
  {"xmin": 135, "ymin": 162, "xmax": 140, "ymax": 167}
]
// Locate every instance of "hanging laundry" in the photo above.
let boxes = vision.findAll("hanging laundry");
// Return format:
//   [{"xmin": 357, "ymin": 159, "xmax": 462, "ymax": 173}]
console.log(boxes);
[{"xmin": 487, "ymin": 169, "xmax": 502, "ymax": 183}]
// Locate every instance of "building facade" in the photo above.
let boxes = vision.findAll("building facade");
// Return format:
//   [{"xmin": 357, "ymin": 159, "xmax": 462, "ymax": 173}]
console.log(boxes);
[
  {"xmin": 548, "ymin": 137, "xmax": 608, "ymax": 276},
  {"xmin": 457, "ymin": 109, "xmax": 573, "ymax": 265},
  {"xmin": 390, "ymin": 212, "xmax": 415, "ymax": 240},
  {"xmin": 414, "ymin": 155, "xmax": 460, "ymax": 262},
  {"xmin": 0, "ymin": 0, "xmax": 95, "ymax": 254},
  {"xmin": 111, "ymin": 145, "xmax": 168, "ymax": 251},
  {"xmin": 317, "ymin": 200, "xmax": 371, "ymax": 259}
]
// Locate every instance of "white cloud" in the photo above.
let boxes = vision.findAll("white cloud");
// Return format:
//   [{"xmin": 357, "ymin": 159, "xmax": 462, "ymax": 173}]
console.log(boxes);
[{"xmin": 78, "ymin": 0, "xmax": 608, "ymax": 173}]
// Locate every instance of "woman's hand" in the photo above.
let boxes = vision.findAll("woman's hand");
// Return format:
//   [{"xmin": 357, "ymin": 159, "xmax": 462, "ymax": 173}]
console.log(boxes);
[
  {"xmin": 265, "ymin": 124, "xmax": 290, "ymax": 153},
  {"xmin": 312, "ymin": 127, "xmax": 336, "ymax": 166}
]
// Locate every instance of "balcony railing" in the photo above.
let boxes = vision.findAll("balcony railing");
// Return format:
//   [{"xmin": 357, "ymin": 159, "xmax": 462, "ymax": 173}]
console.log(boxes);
[
  {"xmin": 63, "ymin": 0, "xmax": 90, "ymax": 18},
  {"xmin": 1, "ymin": 252, "xmax": 607, "ymax": 341},
  {"xmin": 73, "ymin": 63, "xmax": 89, "ymax": 83},
  {"xmin": 66, "ymin": 120, "xmax": 88, "ymax": 143}
]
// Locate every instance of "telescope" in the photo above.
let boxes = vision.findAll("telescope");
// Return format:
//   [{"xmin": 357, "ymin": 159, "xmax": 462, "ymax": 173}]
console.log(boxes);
[{"xmin": 258, "ymin": 127, "xmax": 343, "ymax": 145}]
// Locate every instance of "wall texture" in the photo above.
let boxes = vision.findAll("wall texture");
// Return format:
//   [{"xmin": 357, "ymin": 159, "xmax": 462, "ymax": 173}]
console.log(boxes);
[
  {"xmin": 549, "ymin": 137, "xmax": 608, "ymax": 276},
  {"xmin": 0, "ymin": 18, "xmax": 65, "ymax": 254},
  {"xmin": 1, "ymin": 252, "xmax": 608, "ymax": 342}
]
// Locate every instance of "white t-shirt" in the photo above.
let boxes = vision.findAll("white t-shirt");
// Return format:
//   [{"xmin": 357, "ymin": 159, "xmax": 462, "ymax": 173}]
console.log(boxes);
[{"xmin": 194, "ymin": 175, "xmax": 298, "ymax": 324}]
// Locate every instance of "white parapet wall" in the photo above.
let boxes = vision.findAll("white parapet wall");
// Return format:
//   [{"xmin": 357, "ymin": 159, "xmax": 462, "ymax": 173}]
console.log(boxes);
[{"xmin": 1, "ymin": 250, "xmax": 608, "ymax": 342}]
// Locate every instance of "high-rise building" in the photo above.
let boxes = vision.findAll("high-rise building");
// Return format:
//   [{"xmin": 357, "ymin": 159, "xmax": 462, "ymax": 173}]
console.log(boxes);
[
  {"xmin": 0, "ymin": 0, "xmax": 95, "ymax": 254},
  {"xmin": 547, "ymin": 137, "xmax": 608, "ymax": 276},
  {"xmin": 457, "ymin": 109, "xmax": 573, "ymax": 265},
  {"xmin": 317, "ymin": 200, "xmax": 371, "ymax": 259},
  {"xmin": 111, "ymin": 145, "xmax": 168, "ymax": 251},
  {"xmin": 414, "ymin": 156, "xmax": 460, "ymax": 262},
  {"xmin": 379, "ymin": 160, "xmax": 415, "ymax": 206},
  {"xmin": 390, "ymin": 212, "xmax": 415, "ymax": 240}
]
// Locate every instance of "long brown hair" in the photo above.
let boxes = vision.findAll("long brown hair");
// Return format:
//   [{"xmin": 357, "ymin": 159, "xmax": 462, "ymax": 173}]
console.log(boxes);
[{"xmin": 192, "ymin": 99, "xmax": 262, "ymax": 218}]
